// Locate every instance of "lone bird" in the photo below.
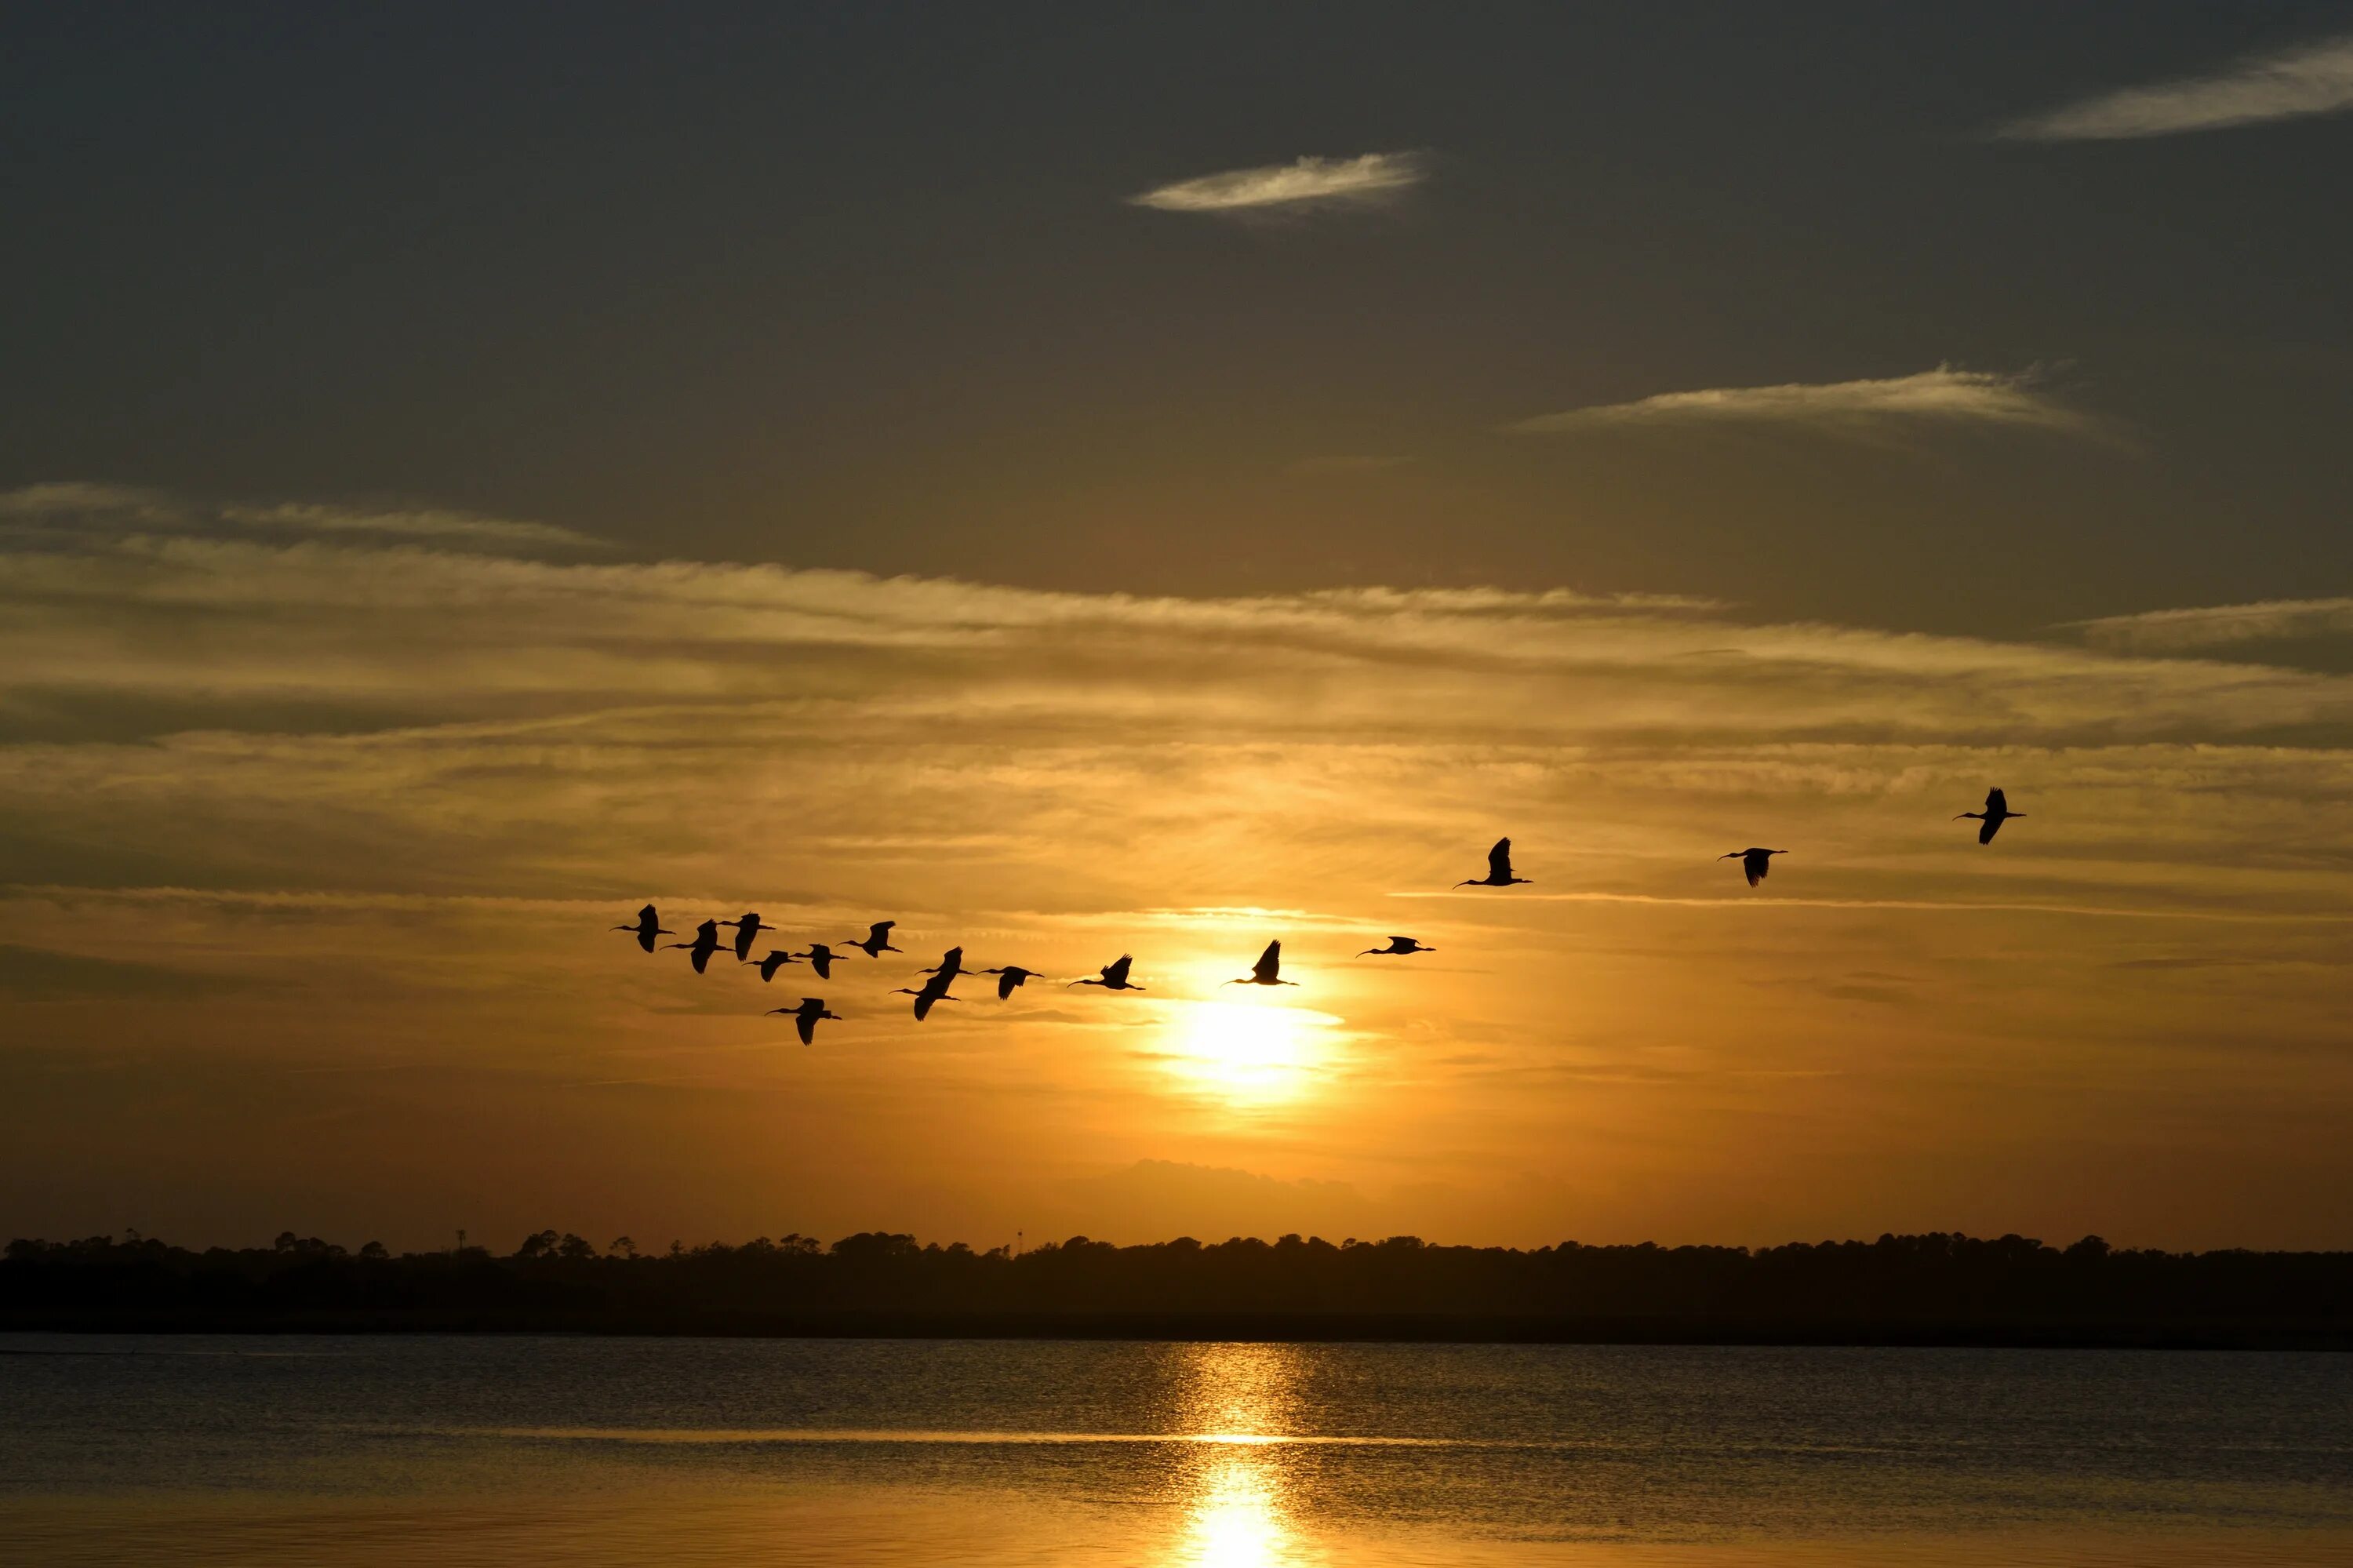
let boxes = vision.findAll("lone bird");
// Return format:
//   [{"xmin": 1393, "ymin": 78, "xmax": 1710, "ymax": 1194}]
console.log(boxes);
[
  {"xmin": 612, "ymin": 904, "xmax": 671, "ymax": 954},
  {"xmin": 667, "ymin": 919, "xmax": 724, "ymax": 975},
  {"xmin": 766, "ymin": 997, "xmax": 840, "ymax": 1046},
  {"xmin": 750, "ymin": 949, "xmax": 802, "ymax": 983},
  {"xmin": 1069, "ymin": 955, "xmax": 1145, "ymax": 991},
  {"xmin": 1227, "ymin": 940, "xmax": 1298, "ymax": 988},
  {"xmin": 890, "ymin": 970, "xmax": 959, "ymax": 1022},
  {"xmin": 1457, "ymin": 838, "xmax": 1533, "ymax": 888},
  {"xmin": 1722, "ymin": 848, "xmax": 1785, "ymax": 887},
  {"xmin": 846, "ymin": 921, "xmax": 901, "ymax": 959},
  {"xmin": 919, "ymin": 946, "xmax": 966, "ymax": 980},
  {"xmin": 980, "ymin": 965, "xmax": 1040, "ymax": 999},
  {"xmin": 1957, "ymin": 788, "xmax": 2024, "ymax": 845},
  {"xmin": 721, "ymin": 913, "xmax": 773, "ymax": 964},
  {"xmin": 797, "ymin": 944, "xmax": 845, "ymax": 980},
  {"xmin": 1358, "ymin": 936, "xmax": 1433, "ymax": 957}
]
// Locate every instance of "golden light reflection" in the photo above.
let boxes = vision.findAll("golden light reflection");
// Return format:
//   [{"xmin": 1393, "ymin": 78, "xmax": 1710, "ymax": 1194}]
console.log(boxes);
[
  {"xmin": 1163, "ymin": 1343, "xmax": 1326, "ymax": 1568},
  {"xmin": 1159, "ymin": 1001, "xmax": 1340, "ymax": 1108}
]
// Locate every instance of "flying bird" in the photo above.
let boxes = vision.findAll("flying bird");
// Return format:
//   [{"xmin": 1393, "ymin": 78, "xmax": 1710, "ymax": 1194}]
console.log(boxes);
[
  {"xmin": 720, "ymin": 913, "xmax": 773, "ymax": 964},
  {"xmin": 797, "ymin": 944, "xmax": 844, "ymax": 980},
  {"xmin": 981, "ymin": 965, "xmax": 1040, "ymax": 999},
  {"xmin": 750, "ymin": 950, "xmax": 802, "ymax": 983},
  {"xmin": 1227, "ymin": 940, "xmax": 1298, "ymax": 988},
  {"xmin": 846, "ymin": 921, "xmax": 901, "ymax": 958},
  {"xmin": 766, "ymin": 997, "xmax": 841, "ymax": 1046},
  {"xmin": 667, "ymin": 919, "xmax": 724, "ymax": 975},
  {"xmin": 1069, "ymin": 955, "xmax": 1145, "ymax": 991},
  {"xmin": 1722, "ymin": 848, "xmax": 1785, "ymax": 887},
  {"xmin": 1956, "ymin": 788, "xmax": 2024, "ymax": 846},
  {"xmin": 890, "ymin": 970, "xmax": 959, "ymax": 1021},
  {"xmin": 919, "ymin": 946, "xmax": 966, "ymax": 980},
  {"xmin": 1358, "ymin": 936, "xmax": 1433, "ymax": 957},
  {"xmin": 611, "ymin": 904, "xmax": 671, "ymax": 954},
  {"xmin": 1457, "ymin": 838, "xmax": 1533, "ymax": 888}
]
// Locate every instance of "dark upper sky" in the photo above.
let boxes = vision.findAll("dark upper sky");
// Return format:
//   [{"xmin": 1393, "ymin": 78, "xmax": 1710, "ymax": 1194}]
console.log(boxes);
[{"xmin": 7, "ymin": 2, "xmax": 2351, "ymax": 633}]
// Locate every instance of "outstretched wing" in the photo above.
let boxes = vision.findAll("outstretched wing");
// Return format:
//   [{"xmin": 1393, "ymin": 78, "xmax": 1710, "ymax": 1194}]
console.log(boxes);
[
  {"xmin": 636, "ymin": 904, "xmax": 657, "ymax": 926},
  {"xmin": 1488, "ymin": 839, "xmax": 1513, "ymax": 881},
  {"xmin": 796, "ymin": 1011, "xmax": 816, "ymax": 1046},
  {"xmin": 869, "ymin": 920, "xmax": 895, "ymax": 942},
  {"xmin": 998, "ymin": 971, "xmax": 1019, "ymax": 999},
  {"xmin": 1979, "ymin": 816, "xmax": 2002, "ymax": 845},
  {"xmin": 1104, "ymin": 954, "xmax": 1133, "ymax": 986},
  {"xmin": 940, "ymin": 946, "xmax": 963, "ymax": 973},
  {"xmin": 1253, "ymin": 940, "xmax": 1282, "ymax": 983},
  {"xmin": 1986, "ymin": 788, "xmax": 2007, "ymax": 814}
]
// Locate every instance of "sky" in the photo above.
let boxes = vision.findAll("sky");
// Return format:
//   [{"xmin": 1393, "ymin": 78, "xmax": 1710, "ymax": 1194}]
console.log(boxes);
[{"xmin": 5, "ymin": 3, "xmax": 2353, "ymax": 1254}]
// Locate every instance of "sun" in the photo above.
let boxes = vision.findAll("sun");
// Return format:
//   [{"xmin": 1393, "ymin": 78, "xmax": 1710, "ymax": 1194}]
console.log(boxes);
[{"xmin": 1161, "ymin": 1000, "xmax": 1339, "ymax": 1106}]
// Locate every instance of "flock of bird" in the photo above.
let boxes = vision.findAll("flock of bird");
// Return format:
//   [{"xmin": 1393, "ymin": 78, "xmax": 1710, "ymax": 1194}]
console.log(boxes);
[{"xmin": 611, "ymin": 789, "xmax": 2025, "ymax": 1042}]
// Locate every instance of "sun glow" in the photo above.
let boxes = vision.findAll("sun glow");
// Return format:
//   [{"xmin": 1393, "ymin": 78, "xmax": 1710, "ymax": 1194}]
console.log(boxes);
[{"xmin": 1160, "ymin": 1001, "xmax": 1340, "ymax": 1106}]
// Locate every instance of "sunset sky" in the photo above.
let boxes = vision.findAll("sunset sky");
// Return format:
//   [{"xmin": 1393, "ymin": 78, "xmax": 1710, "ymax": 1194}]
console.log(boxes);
[{"xmin": 5, "ymin": 4, "xmax": 2353, "ymax": 1254}]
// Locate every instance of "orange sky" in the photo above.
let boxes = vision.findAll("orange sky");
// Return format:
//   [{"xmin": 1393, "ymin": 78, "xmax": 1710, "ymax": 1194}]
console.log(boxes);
[{"xmin": 5, "ymin": 508, "xmax": 2351, "ymax": 1251}]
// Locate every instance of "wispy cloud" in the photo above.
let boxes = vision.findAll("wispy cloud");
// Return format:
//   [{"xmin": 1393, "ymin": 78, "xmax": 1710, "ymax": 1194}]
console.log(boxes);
[
  {"xmin": 0, "ymin": 482, "xmax": 598, "ymax": 552},
  {"xmin": 1283, "ymin": 454, "xmax": 1413, "ymax": 477},
  {"xmin": 1129, "ymin": 152, "xmax": 1426, "ymax": 213},
  {"xmin": 2066, "ymin": 598, "xmax": 2353, "ymax": 653},
  {"xmin": 1996, "ymin": 31, "xmax": 2353, "ymax": 141},
  {"xmin": 1506, "ymin": 366, "xmax": 2096, "ymax": 439}
]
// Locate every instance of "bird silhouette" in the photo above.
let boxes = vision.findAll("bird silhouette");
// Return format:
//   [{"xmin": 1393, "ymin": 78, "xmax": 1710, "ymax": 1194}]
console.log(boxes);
[
  {"xmin": 846, "ymin": 921, "xmax": 901, "ymax": 958},
  {"xmin": 980, "ymin": 965, "xmax": 1040, "ymax": 999},
  {"xmin": 1457, "ymin": 838, "xmax": 1533, "ymax": 888},
  {"xmin": 667, "ymin": 919, "xmax": 724, "ymax": 974},
  {"xmin": 1358, "ymin": 935, "xmax": 1433, "ymax": 956},
  {"xmin": 611, "ymin": 904, "xmax": 671, "ymax": 954},
  {"xmin": 766, "ymin": 997, "xmax": 841, "ymax": 1046},
  {"xmin": 1227, "ymin": 940, "xmax": 1298, "ymax": 988},
  {"xmin": 720, "ymin": 913, "xmax": 773, "ymax": 964},
  {"xmin": 1069, "ymin": 955, "xmax": 1145, "ymax": 991},
  {"xmin": 1722, "ymin": 848, "xmax": 1785, "ymax": 887},
  {"xmin": 750, "ymin": 950, "xmax": 802, "ymax": 982},
  {"xmin": 890, "ymin": 970, "xmax": 959, "ymax": 1021},
  {"xmin": 918, "ymin": 946, "xmax": 966, "ymax": 980},
  {"xmin": 1957, "ymin": 788, "xmax": 2024, "ymax": 845},
  {"xmin": 797, "ymin": 944, "xmax": 844, "ymax": 980}
]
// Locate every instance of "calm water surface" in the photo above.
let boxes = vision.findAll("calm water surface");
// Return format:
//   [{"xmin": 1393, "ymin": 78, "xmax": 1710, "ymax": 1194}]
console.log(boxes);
[{"xmin": 5, "ymin": 1334, "xmax": 2351, "ymax": 1565}]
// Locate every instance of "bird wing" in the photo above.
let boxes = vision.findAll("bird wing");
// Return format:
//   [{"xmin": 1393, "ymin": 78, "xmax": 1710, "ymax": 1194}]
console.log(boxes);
[
  {"xmin": 637, "ymin": 904, "xmax": 657, "ymax": 926},
  {"xmin": 1980, "ymin": 817, "xmax": 2001, "ymax": 845},
  {"xmin": 796, "ymin": 1013, "xmax": 816, "ymax": 1046},
  {"xmin": 1487, "ymin": 839, "xmax": 1512, "ymax": 879},
  {"xmin": 1104, "ymin": 955, "xmax": 1133, "ymax": 985},
  {"xmin": 1253, "ymin": 940, "xmax": 1281, "ymax": 982},
  {"xmin": 941, "ymin": 946, "xmax": 963, "ymax": 971},
  {"xmin": 998, "ymin": 972, "xmax": 1018, "ymax": 999},
  {"xmin": 869, "ymin": 921, "xmax": 894, "ymax": 941},
  {"xmin": 1987, "ymin": 788, "xmax": 2007, "ymax": 814}
]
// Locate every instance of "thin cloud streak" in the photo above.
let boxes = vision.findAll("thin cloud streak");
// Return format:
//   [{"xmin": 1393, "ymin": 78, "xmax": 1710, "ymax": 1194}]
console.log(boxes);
[
  {"xmin": 2067, "ymin": 598, "xmax": 2353, "ymax": 652},
  {"xmin": 1996, "ymin": 32, "xmax": 2353, "ymax": 141},
  {"xmin": 1401, "ymin": 890, "xmax": 2353, "ymax": 924},
  {"xmin": 1505, "ymin": 366, "xmax": 2097, "ymax": 439},
  {"xmin": 1129, "ymin": 152, "xmax": 1426, "ymax": 213},
  {"xmin": 0, "ymin": 482, "xmax": 598, "ymax": 552}
]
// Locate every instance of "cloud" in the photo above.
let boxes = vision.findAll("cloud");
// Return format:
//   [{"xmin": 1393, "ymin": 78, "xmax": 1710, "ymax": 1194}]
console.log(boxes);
[
  {"xmin": 1284, "ymin": 455, "xmax": 1413, "ymax": 476},
  {"xmin": 1129, "ymin": 152, "xmax": 1426, "ymax": 213},
  {"xmin": 1995, "ymin": 31, "xmax": 2353, "ymax": 141},
  {"xmin": 0, "ymin": 482, "xmax": 598, "ymax": 553},
  {"xmin": 1506, "ymin": 366, "xmax": 2097, "ymax": 440},
  {"xmin": 2065, "ymin": 598, "xmax": 2353, "ymax": 653}
]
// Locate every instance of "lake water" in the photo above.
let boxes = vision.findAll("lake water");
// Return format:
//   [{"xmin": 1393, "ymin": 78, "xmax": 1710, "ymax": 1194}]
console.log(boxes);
[{"xmin": 5, "ymin": 1334, "xmax": 2352, "ymax": 1566}]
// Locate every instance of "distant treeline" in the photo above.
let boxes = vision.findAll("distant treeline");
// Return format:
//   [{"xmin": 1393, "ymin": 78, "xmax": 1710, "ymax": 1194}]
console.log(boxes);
[{"xmin": 7, "ymin": 1229, "xmax": 2351, "ymax": 1346}]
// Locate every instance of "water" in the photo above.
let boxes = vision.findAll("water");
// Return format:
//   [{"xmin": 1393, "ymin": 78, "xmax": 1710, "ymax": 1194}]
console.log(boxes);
[{"xmin": 5, "ymin": 1334, "xmax": 2351, "ymax": 1565}]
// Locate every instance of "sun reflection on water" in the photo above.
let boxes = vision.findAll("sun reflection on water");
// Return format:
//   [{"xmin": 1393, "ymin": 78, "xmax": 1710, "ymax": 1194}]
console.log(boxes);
[{"xmin": 1162, "ymin": 1343, "xmax": 1326, "ymax": 1567}]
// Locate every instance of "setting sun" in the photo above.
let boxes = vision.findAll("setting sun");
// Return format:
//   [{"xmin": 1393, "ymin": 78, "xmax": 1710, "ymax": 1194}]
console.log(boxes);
[{"xmin": 1161, "ymin": 1002, "xmax": 1341, "ymax": 1106}]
